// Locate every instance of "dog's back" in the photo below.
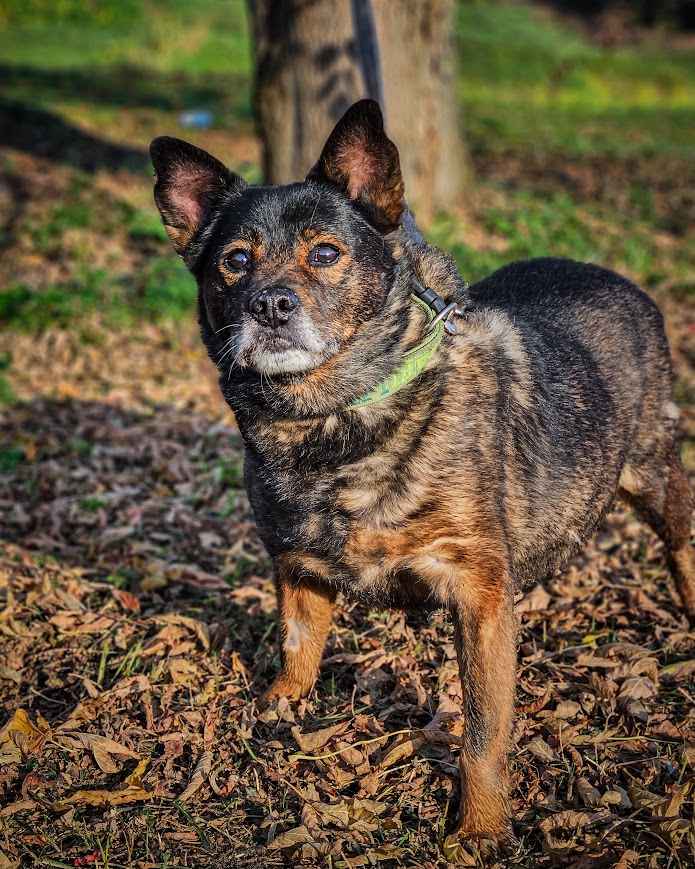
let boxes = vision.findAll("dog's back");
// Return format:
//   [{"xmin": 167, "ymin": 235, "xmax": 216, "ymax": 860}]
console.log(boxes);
[{"xmin": 454, "ymin": 257, "xmax": 676, "ymax": 585}]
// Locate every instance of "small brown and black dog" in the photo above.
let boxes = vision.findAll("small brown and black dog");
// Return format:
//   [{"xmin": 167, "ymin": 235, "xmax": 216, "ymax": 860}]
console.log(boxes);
[{"xmin": 150, "ymin": 100, "xmax": 695, "ymax": 842}]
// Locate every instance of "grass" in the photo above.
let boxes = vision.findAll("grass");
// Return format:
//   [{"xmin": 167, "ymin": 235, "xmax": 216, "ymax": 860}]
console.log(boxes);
[
  {"xmin": 456, "ymin": 2, "xmax": 695, "ymax": 157},
  {"xmin": 0, "ymin": 0, "xmax": 252, "ymax": 126}
]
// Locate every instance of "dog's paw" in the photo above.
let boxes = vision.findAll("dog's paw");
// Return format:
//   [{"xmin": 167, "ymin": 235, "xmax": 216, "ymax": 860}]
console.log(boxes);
[
  {"xmin": 262, "ymin": 675, "xmax": 309, "ymax": 704},
  {"xmin": 442, "ymin": 829, "xmax": 517, "ymax": 864},
  {"xmin": 442, "ymin": 833, "xmax": 497, "ymax": 865}
]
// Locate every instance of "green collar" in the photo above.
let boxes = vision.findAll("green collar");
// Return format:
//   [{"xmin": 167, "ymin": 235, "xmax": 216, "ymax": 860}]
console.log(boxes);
[{"xmin": 350, "ymin": 295, "xmax": 446, "ymax": 408}]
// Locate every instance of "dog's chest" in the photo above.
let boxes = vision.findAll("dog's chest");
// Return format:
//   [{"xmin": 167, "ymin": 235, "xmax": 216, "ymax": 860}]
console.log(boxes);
[{"xmin": 246, "ymin": 421, "xmax": 478, "ymax": 605}]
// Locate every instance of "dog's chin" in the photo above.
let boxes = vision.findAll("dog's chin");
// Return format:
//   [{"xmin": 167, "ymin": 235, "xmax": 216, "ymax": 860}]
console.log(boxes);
[
  {"xmin": 231, "ymin": 316, "xmax": 338, "ymax": 377},
  {"xmin": 250, "ymin": 346, "xmax": 323, "ymax": 376}
]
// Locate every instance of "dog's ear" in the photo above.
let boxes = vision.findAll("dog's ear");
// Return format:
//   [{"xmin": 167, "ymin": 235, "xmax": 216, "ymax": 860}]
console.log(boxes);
[
  {"xmin": 150, "ymin": 137, "xmax": 246, "ymax": 257},
  {"xmin": 307, "ymin": 99, "xmax": 404, "ymax": 234}
]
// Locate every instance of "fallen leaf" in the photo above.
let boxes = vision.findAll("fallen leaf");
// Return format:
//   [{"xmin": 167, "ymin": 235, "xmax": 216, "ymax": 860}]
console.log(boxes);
[
  {"xmin": 661, "ymin": 659, "xmax": 695, "ymax": 682},
  {"xmin": 52, "ymin": 758, "xmax": 152, "ymax": 809},
  {"xmin": 0, "ymin": 799, "xmax": 36, "ymax": 817},
  {"xmin": 53, "ymin": 785, "xmax": 152, "ymax": 809},
  {"xmin": 0, "ymin": 850, "xmax": 20, "ymax": 869},
  {"xmin": 0, "ymin": 709, "xmax": 49, "ymax": 762},
  {"xmin": 156, "ymin": 613, "xmax": 210, "ymax": 651},
  {"xmin": 178, "ymin": 751, "xmax": 212, "ymax": 802},
  {"xmin": 291, "ymin": 720, "xmax": 349, "ymax": 752},
  {"xmin": 555, "ymin": 700, "xmax": 581, "ymax": 719},
  {"xmin": 526, "ymin": 736, "xmax": 556, "ymax": 761},
  {"xmin": 601, "ymin": 787, "xmax": 632, "ymax": 809},
  {"xmin": 576, "ymin": 777, "xmax": 601, "ymax": 807},
  {"xmin": 539, "ymin": 810, "xmax": 604, "ymax": 857},
  {"xmin": 614, "ymin": 851, "xmax": 639, "ymax": 869},
  {"xmin": 313, "ymin": 801, "xmax": 350, "ymax": 828},
  {"xmin": 267, "ymin": 825, "xmax": 315, "ymax": 851},
  {"xmin": 618, "ymin": 676, "xmax": 657, "ymax": 703},
  {"xmin": 70, "ymin": 733, "xmax": 140, "ymax": 774},
  {"xmin": 111, "ymin": 588, "xmax": 140, "ymax": 613},
  {"xmin": 517, "ymin": 584, "xmax": 550, "ymax": 613}
]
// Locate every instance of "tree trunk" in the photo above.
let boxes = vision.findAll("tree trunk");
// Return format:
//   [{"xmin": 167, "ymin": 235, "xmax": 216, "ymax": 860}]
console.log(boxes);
[{"xmin": 247, "ymin": 0, "xmax": 470, "ymax": 225}]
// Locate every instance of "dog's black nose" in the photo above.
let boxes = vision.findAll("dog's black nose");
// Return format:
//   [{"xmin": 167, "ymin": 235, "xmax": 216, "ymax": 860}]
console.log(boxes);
[{"xmin": 247, "ymin": 287, "xmax": 300, "ymax": 328}]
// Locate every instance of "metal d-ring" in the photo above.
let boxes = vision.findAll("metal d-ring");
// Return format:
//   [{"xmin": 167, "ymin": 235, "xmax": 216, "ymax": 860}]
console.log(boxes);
[{"xmin": 430, "ymin": 301, "xmax": 465, "ymax": 335}]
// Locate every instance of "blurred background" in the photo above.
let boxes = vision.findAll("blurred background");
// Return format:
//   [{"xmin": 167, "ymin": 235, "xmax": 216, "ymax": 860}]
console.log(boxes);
[{"xmin": 1, "ymin": 4, "xmax": 695, "ymax": 867}]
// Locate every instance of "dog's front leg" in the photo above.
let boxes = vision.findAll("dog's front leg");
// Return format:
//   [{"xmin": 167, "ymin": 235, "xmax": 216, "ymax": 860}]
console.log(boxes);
[
  {"xmin": 264, "ymin": 558, "xmax": 336, "ymax": 701},
  {"xmin": 450, "ymin": 581, "xmax": 517, "ymax": 842}
]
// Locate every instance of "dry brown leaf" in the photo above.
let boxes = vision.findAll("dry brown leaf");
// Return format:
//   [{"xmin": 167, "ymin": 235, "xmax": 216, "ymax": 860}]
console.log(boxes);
[
  {"xmin": 555, "ymin": 700, "xmax": 581, "ymax": 719},
  {"xmin": 125, "ymin": 757, "xmax": 150, "ymax": 787},
  {"xmin": 52, "ymin": 758, "xmax": 153, "ymax": 809},
  {"xmin": 441, "ymin": 834, "xmax": 478, "ymax": 866},
  {"xmin": 539, "ymin": 810, "xmax": 604, "ymax": 856},
  {"xmin": 291, "ymin": 720, "xmax": 349, "ymax": 752},
  {"xmin": 0, "ymin": 850, "xmax": 20, "ymax": 869},
  {"xmin": 0, "ymin": 799, "xmax": 36, "ymax": 817},
  {"xmin": 377, "ymin": 736, "xmax": 421, "ymax": 770},
  {"xmin": 0, "ymin": 666, "xmax": 21, "ymax": 684},
  {"xmin": 576, "ymin": 777, "xmax": 602, "ymax": 807},
  {"xmin": 156, "ymin": 613, "xmax": 210, "ymax": 651},
  {"xmin": 575, "ymin": 654, "xmax": 618, "ymax": 669},
  {"xmin": 267, "ymin": 825, "xmax": 315, "ymax": 851},
  {"xmin": 314, "ymin": 801, "xmax": 350, "ymax": 828},
  {"xmin": 53, "ymin": 611, "xmax": 114, "ymax": 634},
  {"xmin": 178, "ymin": 751, "xmax": 212, "ymax": 803},
  {"xmin": 517, "ymin": 584, "xmax": 551, "ymax": 612},
  {"xmin": 526, "ymin": 736, "xmax": 556, "ymax": 761},
  {"xmin": 168, "ymin": 658, "xmax": 200, "ymax": 685},
  {"xmin": 111, "ymin": 588, "xmax": 140, "ymax": 612},
  {"xmin": 70, "ymin": 733, "xmax": 140, "ymax": 773},
  {"xmin": 92, "ymin": 745, "xmax": 120, "ymax": 773},
  {"xmin": 618, "ymin": 676, "xmax": 657, "ymax": 702},
  {"xmin": 0, "ymin": 709, "xmax": 49, "ymax": 762},
  {"xmin": 53, "ymin": 784, "xmax": 152, "ymax": 809},
  {"xmin": 601, "ymin": 787, "xmax": 632, "ymax": 809},
  {"xmin": 660, "ymin": 658, "xmax": 695, "ymax": 682}
]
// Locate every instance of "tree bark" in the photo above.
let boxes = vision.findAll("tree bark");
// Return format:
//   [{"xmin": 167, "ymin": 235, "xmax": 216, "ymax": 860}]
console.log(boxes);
[{"xmin": 247, "ymin": 0, "xmax": 470, "ymax": 225}]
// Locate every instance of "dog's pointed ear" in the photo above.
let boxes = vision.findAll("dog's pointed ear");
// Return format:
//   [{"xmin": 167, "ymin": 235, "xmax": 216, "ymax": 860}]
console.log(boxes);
[
  {"xmin": 150, "ymin": 137, "xmax": 246, "ymax": 257},
  {"xmin": 307, "ymin": 100, "xmax": 404, "ymax": 234}
]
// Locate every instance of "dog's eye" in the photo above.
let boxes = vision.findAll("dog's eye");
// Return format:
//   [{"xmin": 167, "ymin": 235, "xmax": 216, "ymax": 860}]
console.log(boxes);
[
  {"xmin": 225, "ymin": 249, "xmax": 251, "ymax": 271},
  {"xmin": 309, "ymin": 244, "xmax": 340, "ymax": 266}
]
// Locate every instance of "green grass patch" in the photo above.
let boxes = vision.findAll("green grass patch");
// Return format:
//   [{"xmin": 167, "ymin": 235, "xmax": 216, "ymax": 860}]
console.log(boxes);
[
  {"xmin": 456, "ymin": 3, "xmax": 695, "ymax": 158},
  {"xmin": 79, "ymin": 496, "xmax": 106, "ymax": 512},
  {"xmin": 0, "ymin": 256, "xmax": 196, "ymax": 333},
  {"xmin": 213, "ymin": 459, "xmax": 244, "ymax": 489},
  {"xmin": 430, "ymin": 184, "xmax": 695, "ymax": 288},
  {"xmin": 0, "ymin": 0, "xmax": 252, "ymax": 126},
  {"xmin": 0, "ymin": 446, "xmax": 25, "ymax": 473}
]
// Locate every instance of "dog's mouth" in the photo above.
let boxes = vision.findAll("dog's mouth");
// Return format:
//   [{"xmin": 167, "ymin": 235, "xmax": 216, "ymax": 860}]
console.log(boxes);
[{"xmin": 219, "ymin": 314, "xmax": 338, "ymax": 377}]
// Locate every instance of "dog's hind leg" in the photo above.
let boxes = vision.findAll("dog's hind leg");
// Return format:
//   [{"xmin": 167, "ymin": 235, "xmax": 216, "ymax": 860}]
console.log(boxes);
[
  {"xmin": 620, "ymin": 450, "xmax": 695, "ymax": 620},
  {"xmin": 264, "ymin": 560, "xmax": 337, "ymax": 701}
]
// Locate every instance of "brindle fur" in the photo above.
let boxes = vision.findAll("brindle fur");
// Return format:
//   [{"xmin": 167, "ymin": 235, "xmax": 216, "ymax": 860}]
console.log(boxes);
[{"xmin": 151, "ymin": 100, "xmax": 695, "ymax": 842}]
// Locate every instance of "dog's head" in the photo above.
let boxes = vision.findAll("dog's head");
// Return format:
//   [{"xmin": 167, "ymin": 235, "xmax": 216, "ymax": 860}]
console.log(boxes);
[{"xmin": 150, "ymin": 100, "xmax": 406, "ymax": 380}]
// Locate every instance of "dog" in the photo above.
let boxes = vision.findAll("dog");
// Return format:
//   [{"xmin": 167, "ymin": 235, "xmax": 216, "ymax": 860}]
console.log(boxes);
[{"xmin": 150, "ymin": 99, "xmax": 695, "ymax": 842}]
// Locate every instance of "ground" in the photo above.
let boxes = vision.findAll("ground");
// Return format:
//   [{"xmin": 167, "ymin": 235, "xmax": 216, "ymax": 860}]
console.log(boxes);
[{"xmin": 0, "ymin": 2, "xmax": 694, "ymax": 867}]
